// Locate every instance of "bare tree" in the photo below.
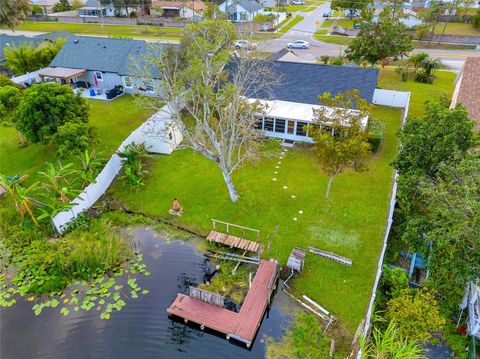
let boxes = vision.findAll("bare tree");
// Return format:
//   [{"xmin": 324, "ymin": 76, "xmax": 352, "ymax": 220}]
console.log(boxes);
[{"xmin": 132, "ymin": 20, "xmax": 278, "ymax": 202}]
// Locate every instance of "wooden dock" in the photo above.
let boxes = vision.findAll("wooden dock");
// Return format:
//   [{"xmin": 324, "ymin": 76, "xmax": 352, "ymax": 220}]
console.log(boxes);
[{"xmin": 167, "ymin": 260, "xmax": 279, "ymax": 348}]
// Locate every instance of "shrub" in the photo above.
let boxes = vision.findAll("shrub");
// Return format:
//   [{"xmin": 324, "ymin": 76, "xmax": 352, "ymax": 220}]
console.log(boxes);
[
  {"xmin": 331, "ymin": 56, "xmax": 344, "ymax": 66},
  {"xmin": 51, "ymin": 122, "xmax": 98, "ymax": 158},
  {"xmin": 117, "ymin": 142, "xmax": 149, "ymax": 187},
  {"xmin": 320, "ymin": 55, "xmax": 330, "ymax": 64},
  {"xmin": 367, "ymin": 118, "xmax": 386, "ymax": 152},
  {"xmin": 474, "ymin": 9, "xmax": 480, "ymax": 30}
]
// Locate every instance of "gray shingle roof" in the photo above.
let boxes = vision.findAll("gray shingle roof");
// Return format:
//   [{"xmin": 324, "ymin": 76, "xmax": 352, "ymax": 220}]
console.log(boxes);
[
  {"xmin": 50, "ymin": 36, "xmax": 165, "ymax": 77},
  {"xmin": 257, "ymin": 61, "xmax": 379, "ymax": 104},
  {"xmin": 227, "ymin": 0, "xmax": 263, "ymax": 12},
  {"xmin": 0, "ymin": 34, "xmax": 40, "ymax": 62},
  {"xmin": 34, "ymin": 30, "xmax": 73, "ymax": 42}
]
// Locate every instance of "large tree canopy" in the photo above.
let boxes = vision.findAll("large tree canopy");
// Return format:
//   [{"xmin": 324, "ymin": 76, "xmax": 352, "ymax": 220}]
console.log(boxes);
[
  {"xmin": 345, "ymin": 8, "xmax": 413, "ymax": 67},
  {"xmin": 16, "ymin": 83, "xmax": 89, "ymax": 144},
  {"xmin": 0, "ymin": 0, "xmax": 30, "ymax": 29}
]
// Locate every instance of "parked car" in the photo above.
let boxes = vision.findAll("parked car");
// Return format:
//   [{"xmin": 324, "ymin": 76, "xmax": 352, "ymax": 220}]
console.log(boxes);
[
  {"xmin": 234, "ymin": 40, "xmax": 257, "ymax": 50},
  {"xmin": 323, "ymin": 12, "xmax": 330, "ymax": 17},
  {"xmin": 287, "ymin": 40, "xmax": 310, "ymax": 49},
  {"xmin": 291, "ymin": 0, "xmax": 305, "ymax": 4},
  {"xmin": 353, "ymin": 22, "xmax": 361, "ymax": 29}
]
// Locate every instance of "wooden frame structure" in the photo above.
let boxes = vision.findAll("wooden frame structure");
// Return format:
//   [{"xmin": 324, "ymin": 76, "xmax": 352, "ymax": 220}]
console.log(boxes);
[
  {"xmin": 167, "ymin": 260, "xmax": 279, "ymax": 348},
  {"xmin": 309, "ymin": 246, "xmax": 352, "ymax": 266},
  {"xmin": 39, "ymin": 67, "xmax": 87, "ymax": 86},
  {"xmin": 207, "ymin": 219, "xmax": 264, "ymax": 255}
]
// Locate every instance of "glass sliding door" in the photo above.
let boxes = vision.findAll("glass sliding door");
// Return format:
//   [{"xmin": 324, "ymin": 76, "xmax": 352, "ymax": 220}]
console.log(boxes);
[{"xmin": 274, "ymin": 119, "xmax": 285, "ymax": 133}]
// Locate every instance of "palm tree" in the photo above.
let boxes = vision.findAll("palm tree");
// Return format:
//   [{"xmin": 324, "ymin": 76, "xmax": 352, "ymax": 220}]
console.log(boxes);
[
  {"xmin": 0, "ymin": 174, "xmax": 41, "ymax": 225},
  {"xmin": 4, "ymin": 44, "xmax": 39, "ymax": 76},
  {"xmin": 360, "ymin": 321, "xmax": 425, "ymax": 359},
  {"xmin": 408, "ymin": 53, "xmax": 429, "ymax": 76},
  {"xmin": 0, "ymin": 0, "xmax": 30, "ymax": 29}
]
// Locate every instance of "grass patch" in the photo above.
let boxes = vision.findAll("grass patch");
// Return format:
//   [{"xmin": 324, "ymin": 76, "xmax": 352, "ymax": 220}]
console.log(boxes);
[
  {"xmin": 314, "ymin": 34, "xmax": 353, "ymax": 45},
  {"xmin": 9, "ymin": 21, "xmax": 183, "ymax": 40},
  {"xmin": 111, "ymin": 105, "xmax": 402, "ymax": 332},
  {"xmin": 321, "ymin": 19, "xmax": 334, "ymax": 28},
  {"xmin": 434, "ymin": 22, "xmax": 480, "ymax": 36},
  {"xmin": 315, "ymin": 29, "xmax": 329, "ymax": 35},
  {"xmin": 0, "ymin": 95, "xmax": 153, "ymax": 181},
  {"xmin": 253, "ymin": 32, "xmax": 283, "ymax": 41},
  {"xmin": 377, "ymin": 68, "xmax": 456, "ymax": 117},
  {"xmin": 279, "ymin": 15, "xmax": 304, "ymax": 33}
]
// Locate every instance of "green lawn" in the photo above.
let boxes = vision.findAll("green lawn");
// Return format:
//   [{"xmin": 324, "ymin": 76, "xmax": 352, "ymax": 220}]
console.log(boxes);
[
  {"xmin": 0, "ymin": 95, "xmax": 152, "ymax": 181},
  {"xmin": 434, "ymin": 22, "xmax": 480, "ymax": 37},
  {"xmin": 321, "ymin": 19, "xmax": 334, "ymax": 28},
  {"xmin": 110, "ymin": 105, "xmax": 401, "ymax": 332},
  {"xmin": 377, "ymin": 68, "xmax": 456, "ymax": 117},
  {"xmin": 9, "ymin": 22, "xmax": 183, "ymax": 40},
  {"xmin": 279, "ymin": 15, "xmax": 304, "ymax": 33},
  {"xmin": 314, "ymin": 34, "xmax": 353, "ymax": 45}
]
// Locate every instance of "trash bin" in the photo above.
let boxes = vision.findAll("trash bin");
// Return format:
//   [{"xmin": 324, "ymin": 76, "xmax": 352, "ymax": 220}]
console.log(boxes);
[{"xmin": 89, "ymin": 88, "xmax": 96, "ymax": 97}]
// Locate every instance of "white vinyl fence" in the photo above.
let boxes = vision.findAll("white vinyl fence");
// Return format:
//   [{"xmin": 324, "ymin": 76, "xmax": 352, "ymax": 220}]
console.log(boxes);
[
  {"xmin": 51, "ymin": 103, "xmax": 181, "ymax": 234},
  {"xmin": 357, "ymin": 90, "xmax": 411, "ymax": 356}
]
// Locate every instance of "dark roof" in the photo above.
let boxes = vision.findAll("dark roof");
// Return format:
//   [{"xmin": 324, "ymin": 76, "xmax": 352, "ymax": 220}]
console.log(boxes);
[
  {"xmin": 256, "ymin": 61, "xmax": 379, "ymax": 104},
  {"xmin": 227, "ymin": 0, "xmax": 263, "ymax": 12},
  {"xmin": 0, "ymin": 34, "xmax": 40, "ymax": 62},
  {"xmin": 266, "ymin": 48, "xmax": 295, "ymax": 62},
  {"xmin": 50, "ymin": 36, "xmax": 166, "ymax": 77},
  {"xmin": 34, "ymin": 30, "xmax": 73, "ymax": 42}
]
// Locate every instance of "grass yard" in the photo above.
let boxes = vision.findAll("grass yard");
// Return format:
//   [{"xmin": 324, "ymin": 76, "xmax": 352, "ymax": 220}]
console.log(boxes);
[
  {"xmin": 314, "ymin": 34, "xmax": 353, "ymax": 45},
  {"xmin": 279, "ymin": 15, "xmax": 304, "ymax": 33},
  {"xmin": 0, "ymin": 95, "xmax": 152, "ymax": 181},
  {"xmin": 434, "ymin": 22, "xmax": 480, "ymax": 37},
  {"xmin": 377, "ymin": 68, "xmax": 456, "ymax": 117},
  {"xmin": 9, "ymin": 22, "xmax": 183, "ymax": 40},
  {"xmin": 110, "ymin": 105, "xmax": 401, "ymax": 332}
]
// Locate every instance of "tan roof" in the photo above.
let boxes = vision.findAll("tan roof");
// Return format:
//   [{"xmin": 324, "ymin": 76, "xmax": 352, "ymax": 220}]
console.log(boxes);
[
  {"xmin": 152, "ymin": 0, "xmax": 207, "ymax": 11},
  {"xmin": 39, "ymin": 67, "xmax": 86, "ymax": 80},
  {"xmin": 456, "ymin": 57, "xmax": 480, "ymax": 123}
]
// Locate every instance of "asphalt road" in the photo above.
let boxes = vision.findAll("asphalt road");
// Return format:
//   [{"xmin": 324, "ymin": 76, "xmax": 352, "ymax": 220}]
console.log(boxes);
[{"xmin": 257, "ymin": 2, "xmax": 480, "ymax": 69}]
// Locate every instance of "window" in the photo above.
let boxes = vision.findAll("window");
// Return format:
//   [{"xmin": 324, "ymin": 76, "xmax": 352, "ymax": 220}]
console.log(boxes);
[
  {"xmin": 228, "ymin": 12, "xmax": 237, "ymax": 21},
  {"xmin": 274, "ymin": 119, "xmax": 285, "ymax": 133},
  {"xmin": 144, "ymin": 79, "xmax": 154, "ymax": 92},
  {"xmin": 255, "ymin": 118, "xmax": 263, "ymax": 130},
  {"xmin": 168, "ymin": 131, "xmax": 173, "ymax": 140},
  {"xmin": 296, "ymin": 121, "xmax": 308, "ymax": 136},
  {"xmin": 240, "ymin": 12, "xmax": 248, "ymax": 21},
  {"xmin": 124, "ymin": 76, "xmax": 132, "ymax": 88},
  {"xmin": 287, "ymin": 120, "xmax": 295, "ymax": 134},
  {"xmin": 94, "ymin": 71, "xmax": 103, "ymax": 81},
  {"xmin": 264, "ymin": 117, "xmax": 274, "ymax": 132}
]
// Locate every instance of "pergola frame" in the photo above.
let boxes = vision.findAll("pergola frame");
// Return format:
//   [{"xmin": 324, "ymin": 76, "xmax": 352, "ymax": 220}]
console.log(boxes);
[{"xmin": 39, "ymin": 67, "xmax": 88, "ymax": 87}]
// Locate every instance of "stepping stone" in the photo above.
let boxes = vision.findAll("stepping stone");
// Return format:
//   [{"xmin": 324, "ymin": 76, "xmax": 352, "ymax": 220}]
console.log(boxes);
[
  {"xmin": 293, "ymin": 217, "xmax": 298, "ymax": 221},
  {"xmin": 291, "ymin": 195, "xmax": 296, "ymax": 199},
  {"xmin": 272, "ymin": 178, "xmax": 277, "ymax": 181},
  {"xmin": 283, "ymin": 186, "xmax": 288, "ymax": 189},
  {"xmin": 274, "ymin": 171, "xmax": 278, "ymax": 174},
  {"xmin": 275, "ymin": 166, "xmax": 279, "ymax": 169},
  {"xmin": 278, "ymin": 161, "xmax": 282, "ymax": 164},
  {"xmin": 280, "ymin": 156, "xmax": 284, "ymax": 159},
  {"xmin": 298, "ymin": 210, "xmax": 303, "ymax": 215}
]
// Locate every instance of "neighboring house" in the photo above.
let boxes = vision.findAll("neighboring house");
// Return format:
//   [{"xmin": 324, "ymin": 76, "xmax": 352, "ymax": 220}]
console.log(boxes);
[
  {"xmin": 78, "ymin": 0, "xmax": 142, "ymax": 17},
  {"xmin": 451, "ymin": 57, "xmax": 480, "ymax": 128},
  {"xmin": 151, "ymin": 0, "xmax": 207, "ymax": 19},
  {"xmin": 48, "ymin": 36, "xmax": 166, "ymax": 95},
  {"xmin": 31, "ymin": 0, "xmax": 87, "ymax": 14},
  {"xmin": 218, "ymin": 0, "xmax": 263, "ymax": 22},
  {"xmin": 243, "ymin": 61, "xmax": 379, "ymax": 143}
]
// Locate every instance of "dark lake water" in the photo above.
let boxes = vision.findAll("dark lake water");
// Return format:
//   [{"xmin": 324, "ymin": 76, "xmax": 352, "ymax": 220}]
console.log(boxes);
[{"xmin": 0, "ymin": 228, "xmax": 293, "ymax": 359}]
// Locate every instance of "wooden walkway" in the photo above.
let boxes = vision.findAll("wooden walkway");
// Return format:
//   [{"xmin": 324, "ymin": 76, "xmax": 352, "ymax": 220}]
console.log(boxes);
[
  {"xmin": 207, "ymin": 230, "xmax": 264, "ymax": 254},
  {"xmin": 167, "ymin": 260, "xmax": 279, "ymax": 348}
]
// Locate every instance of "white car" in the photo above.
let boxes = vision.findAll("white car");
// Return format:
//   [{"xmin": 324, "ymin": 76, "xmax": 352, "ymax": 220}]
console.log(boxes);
[
  {"xmin": 291, "ymin": 0, "xmax": 305, "ymax": 4},
  {"xmin": 234, "ymin": 40, "xmax": 257, "ymax": 50},
  {"xmin": 287, "ymin": 40, "xmax": 310, "ymax": 49}
]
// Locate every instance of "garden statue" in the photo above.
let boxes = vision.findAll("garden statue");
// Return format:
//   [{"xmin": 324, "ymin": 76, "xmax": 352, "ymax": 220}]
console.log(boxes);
[{"xmin": 169, "ymin": 198, "xmax": 183, "ymax": 216}]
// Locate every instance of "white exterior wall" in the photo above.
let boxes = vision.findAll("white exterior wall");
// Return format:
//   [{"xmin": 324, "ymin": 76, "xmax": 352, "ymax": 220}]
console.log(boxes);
[{"xmin": 218, "ymin": 2, "xmax": 260, "ymax": 22}]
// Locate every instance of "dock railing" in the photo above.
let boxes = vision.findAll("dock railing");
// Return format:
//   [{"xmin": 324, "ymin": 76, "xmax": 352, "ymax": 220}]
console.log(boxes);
[{"xmin": 211, "ymin": 219, "xmax": 260, "ymax": 241}]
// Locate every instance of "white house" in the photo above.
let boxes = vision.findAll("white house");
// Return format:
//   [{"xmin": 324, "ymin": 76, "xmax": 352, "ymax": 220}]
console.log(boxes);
[
  {"xmin": 142, "ymin": 104, "xmax": 183, "ymax": 154},
  {"xmin": 151, "ymin": 0, "xmax": 207, "ymax": 19},
  {"xmin": 78, "ymin": 0, "xmax": 142, "ymax": 17},
  {"xmin": 218, "ymin": 0, "xmax": 264, "ymax": 22}
]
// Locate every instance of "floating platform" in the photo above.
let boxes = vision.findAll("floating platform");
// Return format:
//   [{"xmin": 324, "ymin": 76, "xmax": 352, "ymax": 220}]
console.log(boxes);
[{"xmin": 167, "ymin": 260, "xmax": 279, "ymax": 348}]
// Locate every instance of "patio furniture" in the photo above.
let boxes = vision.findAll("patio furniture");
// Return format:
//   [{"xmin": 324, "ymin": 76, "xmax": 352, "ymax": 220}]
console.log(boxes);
[{"xmin": 106, "ymin": 85, "xmax": 124, "ymax": 100}]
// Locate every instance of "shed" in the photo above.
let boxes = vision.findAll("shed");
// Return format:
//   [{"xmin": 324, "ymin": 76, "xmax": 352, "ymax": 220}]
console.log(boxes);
[
  {"xmin": 287, "ymin": 247, "xmax": 306, "ymax": 272},
  {"xmin": 141, "ymin": 104, "xmax": 183, "ymax": 154}
]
